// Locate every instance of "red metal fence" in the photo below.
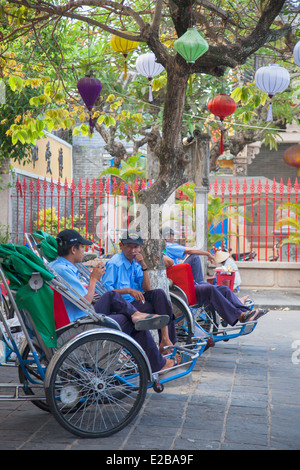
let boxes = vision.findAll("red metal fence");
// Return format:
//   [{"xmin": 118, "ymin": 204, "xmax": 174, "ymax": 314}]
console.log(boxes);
[{"xmin": 11, "ymin": 175, "xmax": 299, "ymax": 262}]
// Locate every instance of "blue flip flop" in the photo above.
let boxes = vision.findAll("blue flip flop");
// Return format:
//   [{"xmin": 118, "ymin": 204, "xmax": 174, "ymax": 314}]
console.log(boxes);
[{"xmin": 135, "ymin": 314, "xmax": 170, "ymax": 331}]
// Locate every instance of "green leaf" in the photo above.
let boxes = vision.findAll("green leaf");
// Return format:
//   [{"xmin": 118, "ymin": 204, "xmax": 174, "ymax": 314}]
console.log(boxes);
[{"xmin": 8, "ymin": 76, "xmax": 23, "ymax": 92}]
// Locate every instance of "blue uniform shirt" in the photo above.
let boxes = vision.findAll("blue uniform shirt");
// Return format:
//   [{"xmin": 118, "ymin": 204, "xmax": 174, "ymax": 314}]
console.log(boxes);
[
  {"xmin": 164, "ymin": 242, "xmax": 186, "ymax": 265},
  {"xmin": 49, "ymin": 256, "xmax": 87, "ymax": 322},
  {"xmin": 101, "ymin": 252, "xmax": 144, "ymax": 302}
]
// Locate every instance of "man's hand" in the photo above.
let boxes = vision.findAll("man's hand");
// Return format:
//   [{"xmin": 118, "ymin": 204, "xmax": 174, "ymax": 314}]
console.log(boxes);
[
  {"xmin": 90, "ymin": 262, "xmax": 106, "ymax": 281},
  {"xmin": 134, "ymin": 253, "xmax": 147, "ymax": 269},
  {"xmin": 207, "ymin": 252, "xmax": 216, "ymax": 265},
  {"xmin": 128, "ymin": 288, "xmax": 145, "ymax": 302}
]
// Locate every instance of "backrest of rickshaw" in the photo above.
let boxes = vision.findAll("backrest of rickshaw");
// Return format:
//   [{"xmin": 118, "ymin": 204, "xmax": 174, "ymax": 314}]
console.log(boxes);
[
  {"xmin": 0, "ymin": 243, "xmax": 59, "ymax": 348},
  {"xmin": 166, "ymin": 263, "xmax": 197, "ymax": 305}
]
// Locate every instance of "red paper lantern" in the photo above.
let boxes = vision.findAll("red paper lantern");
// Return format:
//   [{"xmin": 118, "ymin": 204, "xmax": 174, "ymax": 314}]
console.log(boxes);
[
  {"xmin": 283, "ymin": 144, "xmax": 300, "ymax": 176},
  {"xmin": 207, "ymin": 93, "xmax": 237, "ymax": 155}
]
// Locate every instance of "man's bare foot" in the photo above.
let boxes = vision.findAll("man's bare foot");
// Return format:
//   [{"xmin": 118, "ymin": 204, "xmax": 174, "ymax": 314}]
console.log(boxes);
[
  {"xmin": 159, "ymin": 340, "xmax": 174, "ymax": 355},
  {"xmin": 160, "ymin": 357, "xmax": 176, "ymax": 370},
  {"xmin": 239, "ymin": 295, "xmax": 249, "ymax": 304},
  {"xmin": 160, "ymin": 353, "xmax": 181, "ymax": 371},
  {"xmin": 131, "ymin": 311, "xmax": 155, "ymax": 323}
]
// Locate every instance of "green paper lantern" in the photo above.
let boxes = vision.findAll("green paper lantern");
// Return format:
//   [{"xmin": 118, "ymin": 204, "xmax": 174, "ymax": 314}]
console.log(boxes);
[{"xmin": 174, "ymin": 28, "xmax": 209, "ymax": 64}]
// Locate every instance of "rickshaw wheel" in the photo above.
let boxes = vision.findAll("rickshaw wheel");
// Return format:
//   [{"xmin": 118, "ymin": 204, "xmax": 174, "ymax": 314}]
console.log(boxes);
[{"xmin": 45, "ymin": 330, "xmax": 149, "ymax": 438}]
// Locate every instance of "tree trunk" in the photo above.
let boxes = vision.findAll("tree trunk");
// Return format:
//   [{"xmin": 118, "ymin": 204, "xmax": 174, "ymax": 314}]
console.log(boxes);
[{"xmin": 138, "ymin": 65, "xmax": 190, "ymax": 288}]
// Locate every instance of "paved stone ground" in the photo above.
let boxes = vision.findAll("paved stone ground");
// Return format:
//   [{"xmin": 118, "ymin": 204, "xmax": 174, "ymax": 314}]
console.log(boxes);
[{"xmin": 0, "ymin": 308, "xmax": 299, "ymax": 451}]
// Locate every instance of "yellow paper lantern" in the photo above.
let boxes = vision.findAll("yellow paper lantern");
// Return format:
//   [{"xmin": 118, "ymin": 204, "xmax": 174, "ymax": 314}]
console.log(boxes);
[{"xmin": 110, "ymin": 33, "xmax": 139, "ymax": 79}]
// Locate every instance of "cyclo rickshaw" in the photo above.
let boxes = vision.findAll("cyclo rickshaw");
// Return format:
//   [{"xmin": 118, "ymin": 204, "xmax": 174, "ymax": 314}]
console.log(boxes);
[{"xmin": 0, "ymin": 238, "xmax": 208, "ymax": 439}]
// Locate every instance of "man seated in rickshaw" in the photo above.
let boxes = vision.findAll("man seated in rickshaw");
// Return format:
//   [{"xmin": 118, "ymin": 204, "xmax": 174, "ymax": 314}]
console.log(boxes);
[
  {"xmin": 161, "ymin": 227, "xmax": 268, "ymax": 326},
  {"xmin": 101, "ymin": 230, "xmax": 178, "ymax": 356},
  {"xmin": 49, "ymin": 229, "xmax": 177, "ymax": 372}
]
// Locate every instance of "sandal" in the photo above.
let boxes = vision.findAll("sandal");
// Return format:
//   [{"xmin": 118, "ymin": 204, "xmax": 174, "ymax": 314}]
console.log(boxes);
[
  {"xmin": 241, "ymin": 309, "xmax": 269, "ymax": 323},
  {"xmin": 135, "ymin": 314, "xmax": 169, "ymax": 331}
]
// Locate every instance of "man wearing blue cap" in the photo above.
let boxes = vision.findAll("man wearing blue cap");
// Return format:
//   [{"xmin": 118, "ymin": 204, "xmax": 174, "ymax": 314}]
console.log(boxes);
[{"xmin": 102, "ymin": 230, "xmax": 177, "ymax": 355}]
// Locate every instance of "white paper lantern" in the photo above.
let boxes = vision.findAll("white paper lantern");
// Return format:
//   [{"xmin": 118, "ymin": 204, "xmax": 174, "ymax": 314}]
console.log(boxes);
[
  {"xmin": 293, "ymin": 40, "xmax": 300, "ymax": 66},
  {"xmin": 255, "ymin": 64, "xmax": 290, "ymax": 121},
  {"xmin": 136, "ymin": 52, "xmax": 164, "ymax": 102}
]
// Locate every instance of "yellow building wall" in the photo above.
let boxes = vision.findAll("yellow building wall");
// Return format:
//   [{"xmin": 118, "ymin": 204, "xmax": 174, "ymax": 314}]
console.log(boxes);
[{"xmin": 12, "ymin": 133, "xmax": 72, "ymax": 181}]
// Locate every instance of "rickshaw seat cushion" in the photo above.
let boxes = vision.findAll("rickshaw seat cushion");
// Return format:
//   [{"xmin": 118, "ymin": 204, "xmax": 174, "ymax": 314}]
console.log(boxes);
[
  {"xmin": 166, "ymin": 263, "xmax": 197, "ymax": 306},
  {"xmin": 51, "ymin": 288, "xmax": 71, "ymax": 329}
]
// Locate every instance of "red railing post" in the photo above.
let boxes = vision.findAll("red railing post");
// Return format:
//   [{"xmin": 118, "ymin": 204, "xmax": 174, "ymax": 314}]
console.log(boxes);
[
  {"xmin": 91, "ymin": 177, "xmax": 97, "ymax": 245},
  {"xmin": 85, "ymin": 178, "xmax": 90, "ymax": 241},
  {"xmin": 257, "ymin": 179, "xmax": 262, "ymax": 261},
  {"xmin": 235, "ymin": 179, "xmax": 240, "ymax": 259},
  {"xmin": 106, "ymin": 177, "xmax": 111, "ymax": 251},
  {"xmin": 271, "ymin": 179, "xmax": 277, "ymax": 261},
  {"xmin": 279, "ymin": 179, "xmax": 284, "ymax": 261},
  {"xmin": 264, "ymin": 179, "xmax": 270, "ymax": 261},
  {"xmin": 56, "ymin": 178, "xmax": 61, "ymax": 233},
  {"xmin": 49, "ymin": 177, "xmax": 55, "ymax": 234},
  {"xmin": 242, "ymin": 178, "xmax": 248, "ymax": 259},
  {"xmin": 42, "ymin": 178, "xmax": 47, "ymax": 233},
  {"xmin": 70, "ymin": 178, "xmax": 76, "ymax": 230},
  {"xmin": 29, "ymin": 178, "xmax": 34, "ymax": 234},
  {"xmin": 294, "ymin": 178, "xmax": 299, "ymax": 262},
  {"xmin": 287, "ymin": 178, "xmax": 292, "ymax": 262},
  {"xmin": 227, "ymin": 178, "xmax": 233, "ymax": 255},
  {"xmin": 63, "ymin": 178, "xmax": 68, "ymax": 230},
  {"xmin": 220, "ymin": 178, "xmax": 226, "ymax": 250},
  {"xmin": 78, "ymin": 178, "xmax": 82, "ymax": 233},
  {"xmin": 98, "ymin": 178, "xmax": 104, "ymax": 252},
  {"xmin": 250, "ymin": 179, "xmax": 255, "ymax": 260}
]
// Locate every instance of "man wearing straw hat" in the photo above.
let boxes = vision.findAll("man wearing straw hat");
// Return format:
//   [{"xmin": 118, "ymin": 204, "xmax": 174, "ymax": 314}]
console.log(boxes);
[{"xmin": 214, "ymin": 249, "xmax": 242, "ymax": 292}]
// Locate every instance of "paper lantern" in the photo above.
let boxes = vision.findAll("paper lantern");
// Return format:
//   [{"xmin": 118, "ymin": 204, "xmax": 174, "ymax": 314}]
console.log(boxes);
[
  {"xmin": 174, "ymin": 28, "xmax": 209, "ymax": 64},
  {"xmin": 77, "ymin": 75, "xmax": 102, "ymax": 133},
  {"xmin": 293, "ymin": 40, "xmax": 300, "ymax": 66},
  {"xmin": 110, "ymin": 33, "xmax": 139, "ymax": 79},
  {"xmin": 207, "ymin": 93, "xmax": 237, "ymax": 155},
  {"xmin": 283, "ymin": 144, "xmax": 300, "ymax": 176},
  {"xmin": 136, "ymin": 52, "xmax": 164, "ymax": 102},
  {"xmin": 255, "ymin": 64, "xmax": 290, "ymax": 121}
]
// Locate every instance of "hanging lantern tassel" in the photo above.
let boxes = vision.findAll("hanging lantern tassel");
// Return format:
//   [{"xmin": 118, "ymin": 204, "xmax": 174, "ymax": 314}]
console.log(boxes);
[
  {"xmin": 267, "ymin": 95, "xmax": 273, "ymax": 122},
  {"xmin": 123, "ymin": 54, "xmax": 128, "ymax": 80},
  {"xmin": 89, "ymin": 114, "xmax": 94, "ymax": 134},
  {"xmin": 219, "ymin": 123, "xmax": 224, "ymax": 155},
  {"xmin": 148, "ymin": 78, "xmax": 153, "ymax": 102}
]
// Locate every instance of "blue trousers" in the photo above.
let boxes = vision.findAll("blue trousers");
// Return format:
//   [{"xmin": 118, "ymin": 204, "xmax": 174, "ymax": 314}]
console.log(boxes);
[
  {"xmin": 185, "ymin": 254, "xmax": 204, "ymax": 283},
  {"xmin": 194, "ymin": 283, "xmax": 250, "ymax": 326},
  {"xmin": 93, "ymin": 291, "xmax": 166, "ymax": 372},
  {"xmin": 131, "ymin": 289, "xmax": 177, "ymax": 345}
]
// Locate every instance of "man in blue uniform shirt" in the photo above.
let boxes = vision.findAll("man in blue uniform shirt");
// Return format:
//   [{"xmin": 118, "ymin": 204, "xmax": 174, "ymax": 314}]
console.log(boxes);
[
  {"xmin": 102, "ymin": 230, "xmax": 177, "ymax": 355},
  {"xmin": 161, "ymin": 226, "xmax": 268, "ymax": 325},
  {"xmin": 161, "ymin": 226, "xmax": 215, "ymax": 284},
  {"xmin": 49, "ymin": 229, "xmax": 175, "ymax": 372}
]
